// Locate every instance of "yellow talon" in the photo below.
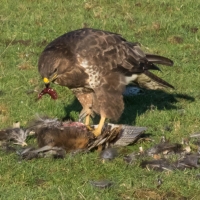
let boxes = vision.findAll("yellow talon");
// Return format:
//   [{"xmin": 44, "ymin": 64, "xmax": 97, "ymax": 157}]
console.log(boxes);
[
  {"xmin": 86, "ymin": 125, "xmax": 94, "ymax": 131},
  {"xmin": 92, "ymin": 116, "xmax": 106, "ymax": 137},
  {"xmin": 85, "ymin": 115, "xmax": 90, "ymax": 126},
  {"xmin": 92, "ymin": 128, "xmax": 102, "ymax": 137}
]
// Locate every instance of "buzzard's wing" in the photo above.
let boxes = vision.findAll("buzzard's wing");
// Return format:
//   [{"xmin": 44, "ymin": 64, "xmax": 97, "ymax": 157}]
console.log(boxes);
[
  {"xmin": 72, "ymin": 29, "xmax": 173, "ymax": 119},
  {"xmin": 73, "ymin": 29, "xmax": 173, "ymax": 88}
]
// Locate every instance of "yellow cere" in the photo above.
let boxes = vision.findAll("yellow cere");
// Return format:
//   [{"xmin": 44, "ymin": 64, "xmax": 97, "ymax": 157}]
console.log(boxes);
[{"xmin": 43, "ymin": 77, "xmax": 50, "ymax": 83}]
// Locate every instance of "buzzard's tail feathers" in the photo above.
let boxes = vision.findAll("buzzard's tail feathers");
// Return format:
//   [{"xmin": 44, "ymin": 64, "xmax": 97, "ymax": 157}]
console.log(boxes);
[
  {"xmin": 144, "ymin": 70, "xmax": 174, "ymax": 89},
  {"xmin": 138, "ymin": 54, "xmax": 174, "ymax": 89},
  {"xmin": 146, "ymin": 54, "xmax": 173, "ymax": 66},
  {"xmin": 146, "ymin": 63, "xmax": 161, "ymax": 71}
]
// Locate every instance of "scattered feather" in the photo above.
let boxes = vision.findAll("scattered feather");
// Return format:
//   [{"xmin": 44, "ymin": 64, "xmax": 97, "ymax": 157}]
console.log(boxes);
[
  {"xmin": 176, "ymin": 154, "xmax": 200, "ymax": 169},
  {"xmin": 140, "ymin": 159, "xmax": 175, "ymax": 172},
  {"xmin": 89, "ymin": 180, "xmax": 113, "ymax": 189},
  {"xmin": 18, "ymin": 146, "xmax": 66, "ymax": 160},
  {"xmin": 0, "ymin": 128, "xmax": 27, "ymax": 146},
  {"xmin": 100, "ymin": 148, "xmax": 118, "ymax": 161},
  {"xmin": 146, "ymin": 141, "xmax": 183, "ymax": 156}
]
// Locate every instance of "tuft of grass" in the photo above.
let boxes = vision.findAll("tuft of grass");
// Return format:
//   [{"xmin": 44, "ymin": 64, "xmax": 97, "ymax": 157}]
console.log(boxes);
[{"xmin": 0, "ymin": 0, "xmax": 200, "ymax": 199}]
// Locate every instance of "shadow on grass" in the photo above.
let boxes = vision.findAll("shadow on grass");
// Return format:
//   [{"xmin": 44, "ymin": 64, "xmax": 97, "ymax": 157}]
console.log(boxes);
[
  {"xmin": 120, "ymin": 90, "xmax": 195, "ymax": 124},
  {"xmin": 62, "ymin": 90, "xmax": 195, "ymax": 124},
  {"xmin": 62, "ymin": 98, "xmax": 82, "ymax": 121}
]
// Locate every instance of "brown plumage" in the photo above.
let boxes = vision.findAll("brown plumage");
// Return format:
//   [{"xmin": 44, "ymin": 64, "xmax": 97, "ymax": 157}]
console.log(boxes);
[
  {"xmin": 36, "ymin": 126, "xmax": 92, "ymax": 152},
  {"xmin": 38, "ymin": 28, "xmax": 174, "ymax": 136}
]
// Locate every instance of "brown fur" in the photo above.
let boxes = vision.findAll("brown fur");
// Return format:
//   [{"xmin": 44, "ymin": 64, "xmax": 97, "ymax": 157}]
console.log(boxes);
[{"xmin": 35, "ymin": 126, "xmax": 93, "ymax": 152}]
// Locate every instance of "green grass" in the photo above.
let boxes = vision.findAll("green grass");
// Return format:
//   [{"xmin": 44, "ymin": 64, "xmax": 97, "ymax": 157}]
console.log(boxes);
[{"xmin": 0, "ymin": 0, "xmax": 200, "ymax": 199}]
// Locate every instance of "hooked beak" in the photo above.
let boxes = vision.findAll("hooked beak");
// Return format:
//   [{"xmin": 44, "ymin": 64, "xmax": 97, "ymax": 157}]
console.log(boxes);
[
  {"xmin": 43, "ymin": 73, "xmax": 58, "ymax": 84},
  {"xmin": 43, "ymin": 77, "xmax": 50, "ymax": 84}
]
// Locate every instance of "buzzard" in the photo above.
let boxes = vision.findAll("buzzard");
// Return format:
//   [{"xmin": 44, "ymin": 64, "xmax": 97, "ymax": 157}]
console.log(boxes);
[{"xmin": 38, "ymin": 28, "xmax": 174, "ymax": 136}]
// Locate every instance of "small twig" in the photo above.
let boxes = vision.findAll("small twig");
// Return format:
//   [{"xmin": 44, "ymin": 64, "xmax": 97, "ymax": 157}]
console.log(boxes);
[
  {"xmin": 78, "ymin": 191, "xmax": 86, "ymax": 200},
  {"xmin": 58, "ymin": 187, "xmax": 64, "ymax": 200},
  {"xmin": 0, "ymin": 35, "xmax": 17, "ymax": 57}
]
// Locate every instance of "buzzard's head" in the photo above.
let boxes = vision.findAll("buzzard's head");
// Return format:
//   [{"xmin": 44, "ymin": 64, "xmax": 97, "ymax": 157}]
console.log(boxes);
[
  {"xmin": 38, "ymin": 47, "xmax": 73, "ymax": 86},
  {"xmin": 38, "ymin": 56, "xmax": 63, "ymax": 85}
]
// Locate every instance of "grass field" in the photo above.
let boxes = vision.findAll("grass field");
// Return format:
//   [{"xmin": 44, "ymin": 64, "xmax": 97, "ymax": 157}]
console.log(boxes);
[{"xmin": 0, "ymin": 0, "xmax": 200, "ymax": 199}]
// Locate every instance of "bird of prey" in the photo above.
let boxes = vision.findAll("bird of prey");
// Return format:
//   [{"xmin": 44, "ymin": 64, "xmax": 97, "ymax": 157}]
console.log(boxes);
[{"xmin": 38, "ymin": 28, "xmax": 174, "ymax": 136}]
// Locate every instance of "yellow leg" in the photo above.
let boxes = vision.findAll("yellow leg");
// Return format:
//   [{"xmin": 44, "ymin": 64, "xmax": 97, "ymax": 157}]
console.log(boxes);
[
  {"xmin": 85, "ymin": 115, "xmax": 90, "ymax": 126},
  {"xmin": 92, "ymin": 116, "xmax": 106, "ymax": 137}
]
